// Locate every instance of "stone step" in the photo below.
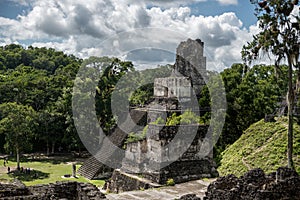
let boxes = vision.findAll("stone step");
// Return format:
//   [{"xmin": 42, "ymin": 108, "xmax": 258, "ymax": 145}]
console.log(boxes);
[
  {"xmin": 106, "ymin": 169, "xmax": 162, "ymax": 194},
  {"xmin": 78, "ymin": 109, "xmax": 147, "ymax": 180},
  {"xmin": 106, "ymin": 179, "xmax": 211, "ymax": 200},
  {"xmin": 78, "ymin": 156, "xmax": 103, "ymax": 180}
]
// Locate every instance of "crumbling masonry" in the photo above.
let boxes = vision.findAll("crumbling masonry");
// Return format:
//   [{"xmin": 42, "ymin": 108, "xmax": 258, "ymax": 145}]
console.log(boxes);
[{"xmin": 106, "ymin": 39, "xmax": 218, "ymax": 193}]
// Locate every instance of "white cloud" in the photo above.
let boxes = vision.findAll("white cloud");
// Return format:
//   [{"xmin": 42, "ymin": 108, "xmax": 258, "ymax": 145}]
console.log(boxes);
[
  {"xmin": 139, "ymin": 0, "xmax": 207, "ymax": 8},
  {"xmin": 0, "ymin": 0, "xmax": 258, "ymax": 71},
  {"xmin": 217, "ymin": 0, "xmax": 238, "ymax": 5},
  {"xmin": 0, "ymin": 17, "xmax": 17, "ymax": 26},
  {"xmin": 290, "ymin": 5, "xmax": 299, "ymax": 22}
]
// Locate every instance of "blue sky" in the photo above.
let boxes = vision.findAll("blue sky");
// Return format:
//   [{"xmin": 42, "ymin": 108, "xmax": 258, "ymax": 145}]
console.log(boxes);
[
  {"xmin": 0, "ymin": 0, "xmax": 279, "ymax": 71},
  {"xmin": 0, "ymin": 1, "xmax": 25, "ymax": 19},
  {"xmin": 190, "ymin": 1, "xmax": 256, "ymax": 28}
]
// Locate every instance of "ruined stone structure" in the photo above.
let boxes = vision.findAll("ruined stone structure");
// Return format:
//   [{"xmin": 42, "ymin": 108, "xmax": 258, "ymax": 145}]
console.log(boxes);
[
  {"xmin": 105, "ymin": 169, "xmax": 161, "ymax": 193},
  {"xmin": 78, "ymin": 109, "xmax": 147, "ymax": 179},
  {"xmin": 153, "ymin": 77, "xmax": 192, "ymax": 99},
  {"xmin": 105, "ymin": 39, "xmax": 218, "ymax": 192},
  {"xmin": 203, "ymin": 167, "xmax": 300, "ymax": 200},
  {"xmin": 173, "ymin": 38, "xmax": 206, "ymax": 96},
  {"xmin": 0, "ymin": 180, "xmax": 106, "ymax": 199},
  {"xmin": 120, "ymin": 125, "xmax": 217, "ymax": 185}
]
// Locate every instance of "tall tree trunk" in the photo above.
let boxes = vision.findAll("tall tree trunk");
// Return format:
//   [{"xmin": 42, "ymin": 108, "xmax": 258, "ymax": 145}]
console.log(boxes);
[
  {"xmin": 297, "ymin": 68, "xmax": 300, "ymax": 92},
  {"xmin": 46, "ymin": 125, "xmax": 49, "ymax": 155},
  {"xmin": 51, "ymin": 142, "xmax": 55, "ymax": 154},
  {"xmin": 287, "ymin": 57, "xmax": 294, "ymax": 169},
  {"xmin": 16, "ymin": 146, "xmax": 20, "ymax": 170},
  {"xmin": 46, "ymin": 140, "xmax": 49, "ymax": 156}
]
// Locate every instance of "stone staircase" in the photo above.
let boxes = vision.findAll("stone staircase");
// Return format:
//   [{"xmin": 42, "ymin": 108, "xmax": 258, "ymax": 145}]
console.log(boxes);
[
  {"xmin": 78, "ymin": 109, "xmax": 147, "ymax": 180},
  {"xmin": 77, "ymin": 156, "xmax": 105, "ymax": 180},
  {"xmin": 77, "ymin": 126, "xmax": 128, "ymax": 180}
]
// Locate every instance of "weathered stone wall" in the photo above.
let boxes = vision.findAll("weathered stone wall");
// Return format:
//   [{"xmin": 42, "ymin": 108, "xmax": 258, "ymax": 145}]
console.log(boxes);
[
  {"xmin": 0, "ymin": 181, "xmax": 106, "ymax": 199},
  {"xmin": 124, "ymin": 124, "xmax": 211, "ymax": 167},
  {"xmin": 120, "ymin": 124, "xmax": 217, "ymax": 185},
  {"xmin": 123, "ymin": 140, "xmax": 148, "ymax": 173},
  {"xmin": 0, "ymin": 179, "xmax": 31, "ymax": 199},
  {"xmin": 107, "ymin": 157, "xmax": 218, "ymax": 192},
  {"xmin": 179, "ymin": 194, "xmax": 201, "ymax": 200},
  {"xmin": 29, "ymin": 181, "xmax": 78, "ymax": 199},
  {"xmin": 204, "ymin": 167, "xmax": 300, "ymax": 200},
  {"xmin": 148, "ymin": 124, "xmax": 212, "ymax": 161},
  {"xmin": 154, "ymin": 77, "xmax": 192, "ymax": 98},
  {"xmin": 174, "ymin": 38, "xmax": 206, "ymax": 96},
  {"xmin": 143, "ymin": 158, "xmax": 218, "ymax": 184},
  {"xmin": 105, "ymin": 169, "xmax": 160, "ymax": 193}
]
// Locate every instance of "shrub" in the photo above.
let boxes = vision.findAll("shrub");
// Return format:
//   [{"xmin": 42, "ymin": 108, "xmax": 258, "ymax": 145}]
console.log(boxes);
[
  {"xmin": 166, "ymin": 113, "xmax": 181, "ymax": 126},
  {"xmin": 166, "ymin": 110, "xmax": 202, "ymax": 125},
  {"xmin": 150, "ymin": 117, "xmax": 165, "ymax": 125},
  {"xmin": 125, "ymin": 125, "xmax": 148, "ymax": 144},
  {"xmin": 166, "ymin": 178, "xmax": 175, "ymax": 186},
  {"xmin": 180, "ymin": 110, "xmax": 199, "ymax": 124}
]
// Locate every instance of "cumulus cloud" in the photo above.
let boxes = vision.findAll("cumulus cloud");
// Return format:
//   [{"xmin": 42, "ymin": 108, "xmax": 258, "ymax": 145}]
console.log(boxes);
[
  {"xmin": 217, "ymin": 0, "xmax": 238, "ymax": 5},
  {"xmin": 139, "ymin": 0, "xmax": 208, "ymax": 8},
  {"xmin": 0, "ymin": 0, "xmax": 258, "ymax": 71}
]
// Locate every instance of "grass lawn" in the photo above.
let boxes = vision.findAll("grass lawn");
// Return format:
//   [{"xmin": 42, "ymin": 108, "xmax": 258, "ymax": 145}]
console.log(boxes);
[{"xmin": 0, "ymin": 155, "xmax": 105, "ymax": 187}]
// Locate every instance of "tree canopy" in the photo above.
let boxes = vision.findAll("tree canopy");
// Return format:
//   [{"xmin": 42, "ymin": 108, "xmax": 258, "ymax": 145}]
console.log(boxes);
[
  {"xmin": 0, "ymin": 102, "xmax": 37, "ymax": 168},
  {"xmin": 242, "ymin": 0, "xmax": 299, "ymax": 169}
]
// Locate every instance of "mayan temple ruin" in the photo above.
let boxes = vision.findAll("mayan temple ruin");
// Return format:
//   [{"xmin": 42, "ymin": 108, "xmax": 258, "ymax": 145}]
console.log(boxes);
[{"xmin": 79, "ymin": 38, "xmax": 218, "ymax": 192}]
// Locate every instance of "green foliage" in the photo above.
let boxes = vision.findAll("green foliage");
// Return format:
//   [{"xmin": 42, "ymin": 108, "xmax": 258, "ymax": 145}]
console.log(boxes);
[
  {"xmin": 215, "ymin": 64, "xmax": 288, "ymax": 153},
  {"xmin": 0, "ymin": 66, "xmax": 51, "ymax": 110},
  {"xmin": 125, "ymin": 125, "xmax": 148, "ymax": 144},
  {"xmin": 150, "ymin": 117, "xmax": 166, "ymax": 125},
  {"xmin": 242, "ymin": 0, "xmax": 299, "ymax": 64},
  {"xmin": 0, "ymin": 45, "xmax": 134, "ymax": 154},
  {"xmin": 0, "ymin": 44, "xmax": 81, "ymax": 73},
  {"xmin": 165, "ymin": 110, "xmax": 203, "ymax": 126},
  {"xmin": 180, "ymin": 110, "xmax": 201, "ymax": 125},
  {"xmin": 218, "ymin": 117, "xmax": 300, "ymax": 177},
  {"xmin": 130, "ymin": 83, "xmax": 153, "ymax": 106},
  {"xmin": 0, "ymin": 102, "xmax": 37, "ymax": 151},
  {"xmin": 0, "ymin": 102, "xmax": 38, "ymax": 167},
  {"xmin": 37, "ymin": 107, "xmax": 66, "ymax": 154},
  {"xmin": 129, "ymin": 65, "xmax": 172, "ymax": 106},
  {"xmin": 242, "ymin": 0, "xmax": 299, "ymax": 169},
  {"xmin": 166, "ymin": 178, "xmax": 175, "ymax": 186},
  {"xmin": 85, "ymin": 57, "xmax": 134, "ymax": 131},
  {"xmin": 0, "ymin": 45, "xmax": 81, "ymax": 153},
  {"xmin": 166, "ymin": 113, "xmax": 181, "ymax": 126}
]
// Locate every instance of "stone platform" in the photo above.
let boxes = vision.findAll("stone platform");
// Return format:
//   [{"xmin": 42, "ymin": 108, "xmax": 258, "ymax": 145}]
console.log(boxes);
[
  {"xmin": 106, "ymin": 179, "xmax": 211, "ymax": 200},
  {"xmin": 0, "ymin": 180, "xmax": 106, "ymax": 199},
  {"xmin": 105, "ymin": 169, "xmax": 161, "ymax": 193}
]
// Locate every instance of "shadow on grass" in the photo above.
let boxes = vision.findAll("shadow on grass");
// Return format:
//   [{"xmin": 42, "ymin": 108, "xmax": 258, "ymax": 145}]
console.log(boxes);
[{"xmin": 8, "ymin": 169, "xmax": 50, "ymax": 182}]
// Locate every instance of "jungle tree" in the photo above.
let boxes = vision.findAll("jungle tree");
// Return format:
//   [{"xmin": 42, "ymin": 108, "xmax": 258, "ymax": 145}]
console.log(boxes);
[
  {"xmin": 0, "ymin": 103, "xmax": 37, "ymax": 169},
  {"xmin": 242, "ymin": 0, "xmax": 299, "ymax": 168}
]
